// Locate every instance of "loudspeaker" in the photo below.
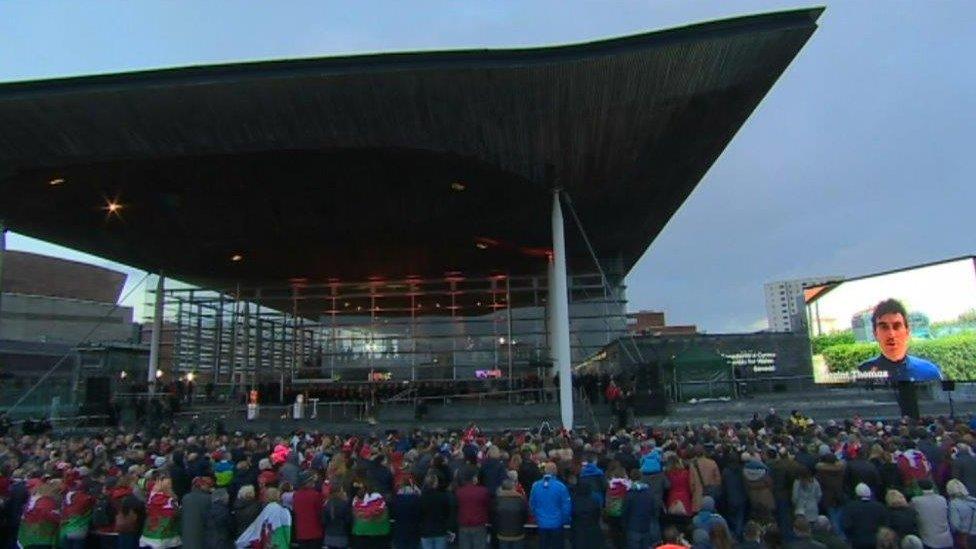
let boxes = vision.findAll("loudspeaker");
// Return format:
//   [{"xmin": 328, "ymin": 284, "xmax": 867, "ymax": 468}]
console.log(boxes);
[
  {"xmin": 942, "ymin": 380, "xmax": 956, "ymax": 392},
  {"xmin": 85, "ymin": 376, "xmax": 111, "ymax": 404},
  {"xmin": 633, "ymin": 362, "xmax": 668, "ymax": 415},
  {"xmin": 896, "ymin": 381, "xmax": 920, "ymax": 420}
]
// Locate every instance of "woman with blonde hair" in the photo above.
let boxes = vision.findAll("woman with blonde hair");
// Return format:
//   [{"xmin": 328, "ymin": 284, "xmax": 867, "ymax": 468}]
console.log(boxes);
[
  {"xmin": 947, "ymin": 478, "xmax": 976, "ymax": 548},
  {"xmin": 875, "ymin": 526, "xmax": 899, "ymax": 549},
  {"xmin": 665, "ymin": 453, "xmax": 693, "ymax": 519},
  {"xmin": 884, "ymin": 489, "xmax": 919, "ymax": 538}
]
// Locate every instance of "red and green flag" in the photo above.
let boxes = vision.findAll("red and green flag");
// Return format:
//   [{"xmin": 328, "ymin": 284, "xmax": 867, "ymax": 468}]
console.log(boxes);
[
  {"xmin": 18, "ymin": 494, "xmax": 61, "ymax": 548},
  {"xmin": 352, "ymin": 492, "xmax": 390, "ymax": 536},
  {"xmin": 235, "ymin": 501, "xmax": 292, "ymax": 549},
  {"xmin": 139, "ymin": 491, "xmax": 181, "ymax": 548}
]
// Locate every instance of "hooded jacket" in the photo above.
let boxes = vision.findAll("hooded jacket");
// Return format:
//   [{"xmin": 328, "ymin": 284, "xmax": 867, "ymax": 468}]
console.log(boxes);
[
  {"xmin": 578, "ymin": 462, "xmax": 607, "ymax": 507},
  {"xmin": 815, "ymin": 459, "xmax": 846, "ymax": 508},
  {"xmin": 391, "ymin": 485, "xmax": 422, "ymax": 544},
  {"xmin": 621, "ymin": 481, "xmax": 658, "ymax": 534},
  {"xmin": 743, "ymin": 460, "xmax": 775, "ymax": 518},
  {"xmin": 529, "ymin": 474, "xmax": 571, "ymax": 529}
]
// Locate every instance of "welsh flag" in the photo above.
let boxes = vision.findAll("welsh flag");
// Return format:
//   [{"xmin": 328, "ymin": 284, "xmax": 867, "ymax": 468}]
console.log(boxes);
[
  {"xmin": 235, "ymin": 501, "xmax": 292, "ymax": 549},
  {"xmin": 352, "ymin": 492, "xmax": 390, "ymax": 536},
  {"xmin": 605, "ymin": 477, "xmax": 632, "ymax": 517},
  {"xmin": 59, "ymin": 489, "xmax": 94, "ymax": 540},
  {"xmin": 18, "ymin": 494, "xmax": 61, "ymax": 548},
  {"xmin": 139, "ymin": 491, "xmax": 181, "ymax": 548}
]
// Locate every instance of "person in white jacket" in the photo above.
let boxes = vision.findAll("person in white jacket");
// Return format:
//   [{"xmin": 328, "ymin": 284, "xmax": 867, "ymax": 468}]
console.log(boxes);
[{"xmin": 792, "ymin": 468, "xmax": 822, "ymax": 525}]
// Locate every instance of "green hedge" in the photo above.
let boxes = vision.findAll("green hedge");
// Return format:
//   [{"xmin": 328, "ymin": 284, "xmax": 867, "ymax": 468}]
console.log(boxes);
[
  {"xmin": 811, "ymin": 330, "xmax": 855, "ymax": 354},
  {"xmin": 820, "ymin": 332, "xmax": 976, "ymax": 379}
]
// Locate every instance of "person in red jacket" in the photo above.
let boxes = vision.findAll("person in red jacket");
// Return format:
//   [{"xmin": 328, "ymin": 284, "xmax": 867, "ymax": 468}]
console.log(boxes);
[
  {"xmin": 454, "ymin": 466, "xmax": 490, "ymax": 549},
  {"xmin": 292, "ymin": 472, "xmax": 325, "ymax": 549}
]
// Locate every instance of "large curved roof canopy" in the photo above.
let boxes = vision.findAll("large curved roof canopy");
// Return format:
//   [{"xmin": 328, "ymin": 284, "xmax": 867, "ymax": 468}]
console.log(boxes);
[{"xmin": 0, "ymin": 8, "xmax": 822, "ymax": 290}]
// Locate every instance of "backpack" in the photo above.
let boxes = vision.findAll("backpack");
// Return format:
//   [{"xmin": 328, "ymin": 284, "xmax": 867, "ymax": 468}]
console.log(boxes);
[
  {"xmin": 640, "ymin": 450, "xmax": 662, "ymax": 474},
  {"xmin": 90, "ymin": 494, "xmax": 114, "ymax": 528}
]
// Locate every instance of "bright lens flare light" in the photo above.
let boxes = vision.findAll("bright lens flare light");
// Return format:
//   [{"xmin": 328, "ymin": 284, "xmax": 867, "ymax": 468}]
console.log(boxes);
[{"xmin": 103, "ymin": 200, "xmax": 123, "ymax": 218}]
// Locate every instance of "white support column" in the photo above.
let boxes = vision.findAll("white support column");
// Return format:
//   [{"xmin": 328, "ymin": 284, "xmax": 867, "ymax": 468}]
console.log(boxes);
[
  {"xmin": 550, "ymin": 189, "xmax": 573, "ymax": 430},
  {"xmin": 0, "ymin": 220, "xmax": 6, "ymax": 339},
  {"xmin": 148, "ymin": 273, "xmax": 165, "ymax": 395}
]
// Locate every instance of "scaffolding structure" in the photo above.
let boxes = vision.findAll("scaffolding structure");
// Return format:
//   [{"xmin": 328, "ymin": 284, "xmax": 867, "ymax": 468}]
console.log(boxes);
[{"xmin": 145, "ymin": 272, "xmax": 626, "ymax": 394}]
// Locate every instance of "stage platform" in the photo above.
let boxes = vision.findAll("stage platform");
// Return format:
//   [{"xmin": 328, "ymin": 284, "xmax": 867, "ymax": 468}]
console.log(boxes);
[{"xmin": 138, "ymin": 385, "xmax": 970, "ymax": 437}]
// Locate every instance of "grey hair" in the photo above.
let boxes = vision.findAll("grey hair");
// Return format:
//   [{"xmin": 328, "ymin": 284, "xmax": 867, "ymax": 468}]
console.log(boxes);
[
  {"xmin": 901, "ymin": 535, "xmax": 924, "ymax": 549},
  {"xmin": 212, "ymin": 488, "xmax": 229, "ymax": 504},
  {"xmin": 237, "ymin": 485, "xmax": 256, "ymax": 501}
]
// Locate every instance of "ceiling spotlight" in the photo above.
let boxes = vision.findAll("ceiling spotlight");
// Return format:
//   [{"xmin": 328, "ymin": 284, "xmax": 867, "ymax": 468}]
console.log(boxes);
[
  {"xmin": 451, "ymin": 181, "xmax": 466, "ymax": 192},
  {"xmin": 475, "ymin": 242, "xmax": 488, "ymax": 250},
  {"xmin": 230, "ymin": 254, "xmax": 244, "ymax": 262},
  {"xmin": 104, "ymin": 201, "xmax": 123, "ymax": 214},
  {"xmin": 49, "ymin": 178, "xmax": 65, "ymax": 186}
]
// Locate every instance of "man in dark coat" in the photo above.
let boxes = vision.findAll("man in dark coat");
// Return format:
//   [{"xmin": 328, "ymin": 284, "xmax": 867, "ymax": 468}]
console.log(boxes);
[
  {"xmin": 181, "ymin": 477, "xmax": 214, "ymax": 549},
  {"xmin": 170, "ymin": 451, "xmax": 191, "ymax": 500},
  {"xmin": 205, "ymin": 488, "xmax": 233, "ymax": 549},
  {"xmin": 494, "ymin": 479, "xmax": 529, "ymax": 547},
  {"xmin": 570, "ymin": 481, "xmax": 603, "ymax": 548},
  {"xmin": 842, "ymin": 483, "xmax": 888, "ymax": 549},
  {"xmin": 787, "ymin": 516, "xmax": 827, "ymax": 549},
  {"xmin": 845, "ymin": 451, "xmax": 881, "ymax": 501}
]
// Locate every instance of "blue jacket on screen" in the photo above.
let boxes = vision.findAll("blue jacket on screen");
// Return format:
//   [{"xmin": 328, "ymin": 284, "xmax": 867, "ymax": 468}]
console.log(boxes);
[
  {"xmin": 529, "ymin": 474, "xmax": 572, "ymax": 529},
  {"xmin": 858, "ymin": 354, "xmax": 942, "ymax": 382}
]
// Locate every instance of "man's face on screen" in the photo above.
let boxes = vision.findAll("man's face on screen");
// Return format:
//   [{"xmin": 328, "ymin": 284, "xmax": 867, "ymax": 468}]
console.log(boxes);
[{"xmin": 874, "ymin": 312, "xmax": 910, "ymax": 362}]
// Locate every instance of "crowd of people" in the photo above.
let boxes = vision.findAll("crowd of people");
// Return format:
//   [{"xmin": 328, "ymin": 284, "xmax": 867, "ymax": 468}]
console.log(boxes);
[{"xmin": 2, "ymin": 408, "xmax": 976, "ymax": 549}]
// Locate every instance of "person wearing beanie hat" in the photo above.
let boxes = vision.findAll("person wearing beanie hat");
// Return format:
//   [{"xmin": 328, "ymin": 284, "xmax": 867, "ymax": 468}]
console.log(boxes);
[
  {"xmin": 842, "ymin": 482, "xmax": 888, "ymax": 549},
  {"xmin": 292, "ymin": 470, "xmax": 324, "ymax": 548},
  {"xmin": 692, "ymin": 494, "xmax": 727, "ymax": 535}
]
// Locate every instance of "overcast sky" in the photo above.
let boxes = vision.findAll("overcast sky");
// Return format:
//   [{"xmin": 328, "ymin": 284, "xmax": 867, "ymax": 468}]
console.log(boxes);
[{"xmin": 1, "ymin": 1, "xmax": 973, "ymax": 331}]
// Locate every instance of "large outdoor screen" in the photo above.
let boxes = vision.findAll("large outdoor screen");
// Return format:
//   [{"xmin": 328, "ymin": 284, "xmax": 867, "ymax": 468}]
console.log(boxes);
[{"xmin": 806, "ymin": 258, "xmax": 976, "ymax": 383}]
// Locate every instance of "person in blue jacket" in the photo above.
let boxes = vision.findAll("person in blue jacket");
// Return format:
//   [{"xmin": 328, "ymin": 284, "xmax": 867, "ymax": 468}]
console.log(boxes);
[
  {"xmin": 529, "ymin": 462, "xmax": 572, "ymax": 549},
  {"xmin": 577, "ymin": 458, "xmax": 607, "ymax": 508}
]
